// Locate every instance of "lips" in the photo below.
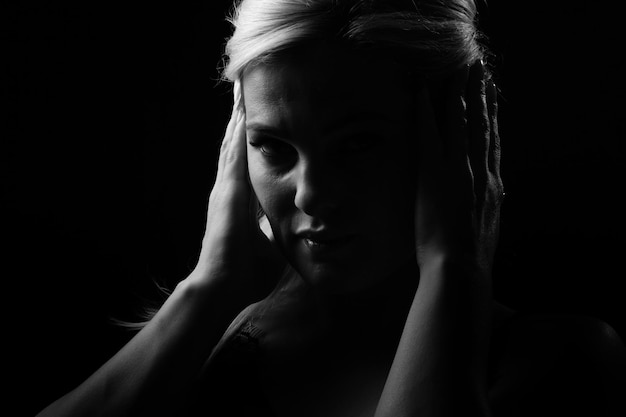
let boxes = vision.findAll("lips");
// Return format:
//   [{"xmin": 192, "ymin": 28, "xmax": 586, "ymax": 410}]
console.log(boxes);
[
  {"xmin": 303, "ymin": 235, "xmax": 353, "ymax": 246},
  {"xmin": 296, "ymin": 230, "xmax": 356, "ymax": 254}
]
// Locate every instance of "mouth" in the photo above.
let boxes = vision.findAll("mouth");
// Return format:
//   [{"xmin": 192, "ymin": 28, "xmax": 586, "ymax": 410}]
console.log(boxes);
[
  {"xmin": 304, "ymin": 235, "xmax": 353, "ymax": 247},
  {"xmin": 297, "ymin": 231, "xmax": 357, "ymax": 254}
]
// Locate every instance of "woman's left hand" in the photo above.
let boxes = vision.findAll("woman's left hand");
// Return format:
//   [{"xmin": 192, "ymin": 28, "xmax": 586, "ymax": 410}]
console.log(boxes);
[
  {"xmin": 378, "ymin": 61, "xmax": 502, "ymax": 417},
  {"xmin": 414, "ymin": 60, "xmax": 503, "ymax": 276}
]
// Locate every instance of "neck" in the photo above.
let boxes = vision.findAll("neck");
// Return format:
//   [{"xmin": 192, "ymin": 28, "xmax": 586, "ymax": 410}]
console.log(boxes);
[{"xmin": 314, "ymin": 257, "xmax": 420, "ymax": 343}]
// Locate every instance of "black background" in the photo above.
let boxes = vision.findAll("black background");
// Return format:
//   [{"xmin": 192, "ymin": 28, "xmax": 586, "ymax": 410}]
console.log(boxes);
[{"xmin": 4, "ymin": 1, "xmax": 625, "ymax": 415}]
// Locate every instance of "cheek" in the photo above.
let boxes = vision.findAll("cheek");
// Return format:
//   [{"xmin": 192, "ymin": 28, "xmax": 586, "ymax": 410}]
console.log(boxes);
[
  {"xmin": 247, "ymin": 154, "xmax": 292, "ymax": 228},
  {"xmin": 248, "ymin": 157, "xmax": 274, "ymax": 209}
]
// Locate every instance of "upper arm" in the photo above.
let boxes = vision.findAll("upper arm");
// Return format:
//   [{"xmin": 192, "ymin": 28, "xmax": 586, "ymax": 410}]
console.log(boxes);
[{"xmin": 489, "ymin": 314, "xmax": 626, "ymax": 417}]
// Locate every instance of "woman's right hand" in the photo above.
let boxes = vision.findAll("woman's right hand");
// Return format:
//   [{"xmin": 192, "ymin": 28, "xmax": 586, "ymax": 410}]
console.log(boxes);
[{"xmin": 189, "ymin": 81, "xmax": 285, "ymax": 306}]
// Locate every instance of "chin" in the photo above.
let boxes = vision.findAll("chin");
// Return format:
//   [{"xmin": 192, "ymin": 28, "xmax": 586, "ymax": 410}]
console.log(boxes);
[{"xmin": 293, "ymin": 259, "xmax": 381, "ymax": 296}]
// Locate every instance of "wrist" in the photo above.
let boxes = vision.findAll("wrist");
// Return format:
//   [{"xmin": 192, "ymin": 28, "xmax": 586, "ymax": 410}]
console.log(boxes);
[
  {"xmin": 417, "ymin": 250, "xmax": 490, "ymax": 284},
  {"xmin": 180, "ymin": 269, "xmax": 252, "ymax": 316}
]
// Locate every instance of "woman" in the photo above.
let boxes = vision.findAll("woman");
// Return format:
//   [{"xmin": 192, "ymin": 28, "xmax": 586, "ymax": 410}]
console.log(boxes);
[{"xmin": 36, "ymin": 0, "xmax": 626, "ymax": 416}]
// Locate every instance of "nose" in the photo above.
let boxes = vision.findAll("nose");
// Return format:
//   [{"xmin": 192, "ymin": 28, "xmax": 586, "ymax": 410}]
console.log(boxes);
[{"xmin": 293, "ymin": 159, "xmax": 338, "ymax": 218}]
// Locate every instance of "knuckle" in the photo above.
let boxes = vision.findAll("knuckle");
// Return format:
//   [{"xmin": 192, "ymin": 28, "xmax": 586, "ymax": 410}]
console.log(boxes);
[{"xmin": 484, "ymin": 175, "xmax": 504, "ymax": 205}]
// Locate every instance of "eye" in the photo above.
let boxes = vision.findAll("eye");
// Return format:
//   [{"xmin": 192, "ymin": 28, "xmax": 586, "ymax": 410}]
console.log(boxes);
[{"xmin": 249, "ymin": 137, "xmax": 297, "ymax": 161}]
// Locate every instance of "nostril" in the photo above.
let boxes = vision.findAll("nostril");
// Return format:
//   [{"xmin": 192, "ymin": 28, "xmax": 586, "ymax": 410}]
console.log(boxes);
[
  {"xmin": 293, "ymin": 167, "xmax": 339, "ymax": 217},
  {"xmin": 294, "ymin": 187, "xmax": 338, "ymax": 217}
]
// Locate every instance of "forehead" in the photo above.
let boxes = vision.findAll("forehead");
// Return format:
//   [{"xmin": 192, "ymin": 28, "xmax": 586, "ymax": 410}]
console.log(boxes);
[{"xmin": 242, "ymin": 45, "xmax": 412, "ymax": 130}]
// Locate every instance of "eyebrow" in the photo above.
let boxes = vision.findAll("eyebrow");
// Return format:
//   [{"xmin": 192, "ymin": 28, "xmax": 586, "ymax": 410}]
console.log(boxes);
[
  {"xmin": 245, "ymin": 122, "xmax": 289, "ymax": 138},
  {"xmin": 246, "ymin": 111, "xmax": 388, "ymax": 138}
]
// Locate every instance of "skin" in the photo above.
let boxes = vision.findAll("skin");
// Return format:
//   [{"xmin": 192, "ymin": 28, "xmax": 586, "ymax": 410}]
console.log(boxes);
[
  {"xmin": 34, "ymin": 43, "xmax": 626, "ymax": 417},
  {"xmin": 240, "ymin": 44, "xmax": 499, "ymax": 416},
  {"xmin": 244, "ymin": 45, "xmax": 418, "ymax": 297},
  {"xmin": 235, "ymin": 45, "xmax": 626, "ymax": 417}
]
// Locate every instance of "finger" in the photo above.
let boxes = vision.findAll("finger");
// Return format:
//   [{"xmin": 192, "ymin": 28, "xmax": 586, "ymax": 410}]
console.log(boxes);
[
  {"xmin": 466, "ymin": 60, "xmax": 489, "ymax": 198},
  {"xmin": 216, "ymin": 81, "xmax": 245, "ymax": 183},
  {"xmin": 486, "ymin": 80, "xmax": 501, "ymax": 178},
  {"xmin": 442, "ymin": 64, "xmax": 470, "ymax": 164},
  {"xmin": 221, "ymin": 109, "xmax": 248, "ymax": 183},
  {"xmin": 233, "ymin": 78, "xmax": 243, "ymax": 111},
  {"xmin": 216, "ymin": 110, "xmax": 240, "ymax": 184}
]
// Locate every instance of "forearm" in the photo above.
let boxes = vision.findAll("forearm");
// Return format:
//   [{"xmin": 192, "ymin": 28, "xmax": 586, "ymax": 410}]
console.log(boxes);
[
  {"xmin": 375, "ymin": 254, "xmax": 492, "ymax": 417},
  {"xmin": 36, "ymin": 271, "xmax": 247, "ymax": 417}
]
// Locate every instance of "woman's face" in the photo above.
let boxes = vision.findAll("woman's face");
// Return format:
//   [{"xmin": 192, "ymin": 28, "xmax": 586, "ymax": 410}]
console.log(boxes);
[{"xmin": 243, "ymin": 45, "xmax": 419, "ymax": 295}]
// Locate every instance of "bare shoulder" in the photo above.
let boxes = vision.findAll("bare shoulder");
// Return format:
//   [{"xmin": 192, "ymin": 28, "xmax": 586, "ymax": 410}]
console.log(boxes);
[{"xmin": 489, "ymin": 307, "xmax": 626, "ymax": 417}]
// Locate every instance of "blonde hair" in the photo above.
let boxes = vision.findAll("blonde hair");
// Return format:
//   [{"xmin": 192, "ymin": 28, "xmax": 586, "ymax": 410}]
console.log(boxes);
[
  {"xmin": 119, "ymin": 0, "xmax": 492, "ymax": 347},
  {"xmin": 206, "ymin": 0, "xmax": 491, "ymax": 357},
  {"xmin": 222, "ymin": 0, "xmax": 487, "ymax": 82}
]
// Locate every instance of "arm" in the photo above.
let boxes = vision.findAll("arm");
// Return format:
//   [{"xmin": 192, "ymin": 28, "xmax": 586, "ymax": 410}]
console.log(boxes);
[
  {"xmin": 36, "ymin": 276, "xmax": 246, "ymax": 417},
  {"xmin": 36, "ymin": 82, "xmax": 282, "ymax": 417},
  {"xmin": 375, "ymin": 255, "xmax": 492, "ymax": 417},
  {"xmin": 375, "ymin": 61, "xmax": 501, "ymax": 417}
]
